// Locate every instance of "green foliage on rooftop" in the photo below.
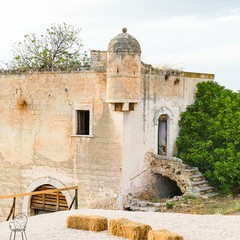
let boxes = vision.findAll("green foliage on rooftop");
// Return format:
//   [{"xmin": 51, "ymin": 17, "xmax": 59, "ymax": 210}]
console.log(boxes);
[{"xmin": 2, "ymin": 23, "xmax": 90, "ymax": 72}]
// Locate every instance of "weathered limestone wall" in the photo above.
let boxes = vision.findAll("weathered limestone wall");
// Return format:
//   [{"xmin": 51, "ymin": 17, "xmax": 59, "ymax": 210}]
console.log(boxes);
[
  {"xmin": 91, "ymin": 50, "xmax": 107, "ymax": 71},
  {"xmin": 0, "ymin": 27, "xmax": 215, "ymax": 220},
  {"xmin": 0, "ymin": 72, "xmax": 122, "ymax": 220},
  {"xmin": 106, "ymin": 52, "xmax": 141, "ymax": 103},
  {"xmin": 0, "ymin": 51, "xmax": 214, "ymax": 220},
  {"xmin": 139, "ymin": 71, "xmax": 214, "ymax": 156},
  {"xmin": 123, "ymin": 70, "xmax": 214, "ymax": 197}
]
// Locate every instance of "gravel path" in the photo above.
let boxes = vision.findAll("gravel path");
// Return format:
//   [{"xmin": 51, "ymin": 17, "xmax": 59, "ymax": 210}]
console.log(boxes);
[{"xmin": 0, "ymin": 209, "xmax": 240, "ymax": 240}]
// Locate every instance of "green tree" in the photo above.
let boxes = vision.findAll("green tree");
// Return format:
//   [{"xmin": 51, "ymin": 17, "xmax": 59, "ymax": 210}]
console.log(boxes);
[
  {"xmin": 176, "ymin": 81, "xmax": 240, "ymax": 194},
  {"xmin": 4, "ymin": 23, "xmax": 90, "ymax": 71}
]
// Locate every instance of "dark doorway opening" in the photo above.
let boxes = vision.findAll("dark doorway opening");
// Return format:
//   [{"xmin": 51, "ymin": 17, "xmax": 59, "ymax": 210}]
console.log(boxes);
[
  {"xmin": 153, "ymin": 174, "xmax": 183, "ymax": 198},
  {"xmin": 158, "ymin": 114, "xmax": 168, "ymax": 156}
]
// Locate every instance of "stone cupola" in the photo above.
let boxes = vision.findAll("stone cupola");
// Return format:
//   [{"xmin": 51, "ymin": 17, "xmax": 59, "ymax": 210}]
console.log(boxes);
[{"xmin": 107, "ymin": 27, "xmax": 141, "ymax": 54}]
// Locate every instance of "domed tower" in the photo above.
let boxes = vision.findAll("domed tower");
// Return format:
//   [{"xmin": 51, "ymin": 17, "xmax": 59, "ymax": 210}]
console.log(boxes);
[{"xmin": 107, "ymin": 28, "xmax": 141, "ymax": 111}]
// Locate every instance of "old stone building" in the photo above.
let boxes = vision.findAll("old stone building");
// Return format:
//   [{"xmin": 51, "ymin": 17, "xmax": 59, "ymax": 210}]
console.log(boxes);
[{"xmin": 0, "ymin": 28, "xmax": 214, "ymax": 220}]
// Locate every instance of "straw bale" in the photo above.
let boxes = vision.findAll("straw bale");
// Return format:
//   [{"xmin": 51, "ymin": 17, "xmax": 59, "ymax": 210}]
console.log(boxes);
[
  {"xmin": 148, "ymin": 229, "xmax": 184, "ymax": 240},
  {"xmin": 109, "ymin": 218, "xmax": 152, "ymax": 240},
  {"xmin": 66, "ymin": 214, "xmax": 108, "ymax": 232}
]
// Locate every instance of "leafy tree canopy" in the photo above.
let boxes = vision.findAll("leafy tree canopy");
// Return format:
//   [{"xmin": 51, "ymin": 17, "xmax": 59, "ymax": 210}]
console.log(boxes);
[
  {"xmin": 176, "ymin": 81, "xmax": 240, "ymax": 195},
  {"xmin": 3, "ymin": 23, "xmax": 90, "ymax": 72}
]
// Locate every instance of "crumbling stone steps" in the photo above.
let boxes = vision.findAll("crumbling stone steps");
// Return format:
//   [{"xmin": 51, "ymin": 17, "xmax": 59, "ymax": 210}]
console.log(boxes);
[
  {"xmin": 124, "ymin": 199, "xmax": 170, "ymax": 212},
  {"xmin": 206, "ymin": 192, "xmax": 218, "ymax": 197},
  {"xmin": 187, "ymin": 169, "xmax": 214, "ymax": 194},
  {"xmin": 191, "ymin": 180, "xmax": 208, "ymax": 186},
  {"xmin": 190, "ymin": 174, "xmax": 204, "ymax": 180},
  {"xmin": 199, "ymin": 186, "xmax": 214, "ymax": 193},
  {"xmin": 185, "ymin": 167, "xmax": 198, "ymax": 172},
  {"xmin": 125, "ymin": 152, "xmax": 218, "ymax": 213},
  {"xmin": 186, "ymin": 168, "xmax": 215, "ymax": 194},
  {"xmin": 149, "ymin": 152, "xmax": 216, "ymax": 197},
  {"xmin": 129, "ymin": 206, "xmax": 157, "ymax": 212},
  {"xmin": 175, "ymin": 164, "xmax": 216, "ymax": 196}
]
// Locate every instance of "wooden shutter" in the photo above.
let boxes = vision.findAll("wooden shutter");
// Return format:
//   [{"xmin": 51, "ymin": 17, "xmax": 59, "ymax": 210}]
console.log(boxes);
[{"xmin": 30, "ymin": 184, "xmax": 68, "ymax": 214}]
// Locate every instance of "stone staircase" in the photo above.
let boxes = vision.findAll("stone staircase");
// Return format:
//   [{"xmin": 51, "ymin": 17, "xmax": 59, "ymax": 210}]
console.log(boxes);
[
  {"xmin": 149, "ymin": 152, "xmax": 216, "ymax": 197},
  {"xmin": 124, "ymin": 152, "xmax": 217, "ymax": 212},
  {"xmin": 186, "ymin": 168, "xmax": 215, "ymax": 196},
  {"xmin": 124, "ymin": 151, "xmax": 217, "ymax": 212}
]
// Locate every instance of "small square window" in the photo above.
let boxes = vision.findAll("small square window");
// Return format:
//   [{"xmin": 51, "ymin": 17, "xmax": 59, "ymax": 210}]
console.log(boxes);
[
  {"xmin": 72, "ymin": 104, "xmax": 93, "ymax": 137},
  {"xmin": 76, "ymin": 110, "xmax": 90, "ymax": 135}
]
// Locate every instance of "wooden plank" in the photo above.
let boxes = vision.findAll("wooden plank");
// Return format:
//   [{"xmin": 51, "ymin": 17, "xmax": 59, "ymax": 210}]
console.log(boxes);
[
  {"xmin": 31, "ymin": 197, "xmax": 67, "ymax": 203},
  {"xmin": 31, "ymin": 194, "xmax": 66, "ymax": 201},
  {"xmin": 31, "ymin": 199, "xmax": 68, "ymax": 206},
  {"xmin": 31, "ymin": 203, "xmax": 68, "ymax": 208},
  {"xmin": 75, "ymin": 188, "xmax": 78, "ymax": 209},
  {"xmin": 42, "ymin": 194, "xmax": 45, "ymax": 209},
  {"xmin": 31, "ymin": 195, "xmax": 67, "ymax": 202},
  {"xmin": 6, "ymin": 197, "xmax": 16, "ymax": 221},
  {"xmin": 30, "ymin": 186, "xmax": 69, "ymax": 212},
  {"xmin": 56, "ymin": 191, "xmax": 59, "ymax": 211},
  {"xmin": 31, "ymin": 195, "xmax": 66, "ymax": 202},
  {"xmin": 31, "ymin": 202, "xmax": 67, "ymax": 207},
  {"xmin": 0, "ymin": 186, "xmax": 78, "ymax": 200},
  {"xmin": 31, "ymin": 206, "xmax": 68, "ymax": 212}
]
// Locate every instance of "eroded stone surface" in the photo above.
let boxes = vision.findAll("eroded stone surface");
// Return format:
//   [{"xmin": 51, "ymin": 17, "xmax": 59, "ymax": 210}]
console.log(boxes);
[
  {"xmin": 147, "ymin": 151, "xmax": 214, "ymax": 197},
  {"xmin": 0, "ymin": 29, "xmax": 214, "ymax": 221}
]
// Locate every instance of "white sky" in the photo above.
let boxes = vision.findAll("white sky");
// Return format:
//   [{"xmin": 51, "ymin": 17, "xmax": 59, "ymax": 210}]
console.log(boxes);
[{"xmin": 0, "ymin": 0, "xmax": 239, "ymax": 90}]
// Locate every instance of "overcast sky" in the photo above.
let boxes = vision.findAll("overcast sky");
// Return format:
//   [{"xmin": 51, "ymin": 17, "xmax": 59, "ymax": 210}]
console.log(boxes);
[{"xmin": 0, "ymin": 0, "xmax": 239, "ymax": 90}]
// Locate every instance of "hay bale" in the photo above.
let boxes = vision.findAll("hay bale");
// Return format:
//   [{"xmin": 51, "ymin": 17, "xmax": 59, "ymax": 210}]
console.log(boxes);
[
  {"xmin": 148, "ymin": 229, "xmax": 184, "ymax": 240},
  {"xmin": 66, "ymin": 214, "xmax": 108, "ymax": 232},
  {"xmin": 109, "ymin": 218, "xmax": 152, "ymax": 240}
]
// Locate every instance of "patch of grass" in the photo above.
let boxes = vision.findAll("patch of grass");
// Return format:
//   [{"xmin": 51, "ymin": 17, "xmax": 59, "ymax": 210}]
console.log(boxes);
[
  {"xmin": 152, "ymin": 196, "xmax": 159, "ymax": 203},
  {"xmin": 183, "ymin": 195, "xmax": 196, "ymax": 204},
  {"xmin": 166, "ymin": 201, "xmax": 174, "ymax": 209},
  {"xmin": 174, "ymin": 196, "xmax": 240, "ymax": 215}
]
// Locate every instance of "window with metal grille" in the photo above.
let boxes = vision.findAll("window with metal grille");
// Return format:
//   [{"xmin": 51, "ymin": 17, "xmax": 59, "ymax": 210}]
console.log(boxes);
[{"xmin": 76, "ymin": 110, "xmax": 90, "ymax": 135}]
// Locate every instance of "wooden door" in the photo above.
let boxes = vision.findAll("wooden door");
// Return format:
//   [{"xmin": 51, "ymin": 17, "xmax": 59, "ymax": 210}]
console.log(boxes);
[{"xmin": 30, "ymin": 184, "xmax": 68, "ymax": 215}]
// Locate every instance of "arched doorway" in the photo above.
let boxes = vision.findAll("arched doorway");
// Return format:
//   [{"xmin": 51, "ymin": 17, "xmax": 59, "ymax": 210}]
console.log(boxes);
[
  {"xmin": 30, "ymin": 184, "xmax": 68, "ymax": 215},
  {"xmin": 22, "ymin": 177, "xmax": 73, "ymax": 216},
  {"xmin": 158, "ymin": 114, "xmax": 168, "ymax": 156}
]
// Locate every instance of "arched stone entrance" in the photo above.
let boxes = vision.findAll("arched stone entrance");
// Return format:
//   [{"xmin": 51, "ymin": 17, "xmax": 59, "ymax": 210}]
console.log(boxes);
[
  {"xmin": 22, "ymin": 177, "xmax": 73, "ymax": 215},
  {"xmin": 147, "ymin": 151, "xmax": 215, "ymax": 197},
  {"xmin": 30, "ymin": 184, "xmax": 68, "ymax": 215},
  {"xmin": 153, "ymin": 174, "xmax": 183, "ymax": 198}
]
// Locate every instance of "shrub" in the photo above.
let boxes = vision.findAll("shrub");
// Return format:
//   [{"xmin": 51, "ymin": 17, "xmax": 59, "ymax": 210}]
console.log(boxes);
[
  {"xmin": 166, "ymin": 201, "xmax": 174, "ymax": 209},
  {"xmin": 176, "ymin": 81, "xmax": 240, "ymax": 195}
]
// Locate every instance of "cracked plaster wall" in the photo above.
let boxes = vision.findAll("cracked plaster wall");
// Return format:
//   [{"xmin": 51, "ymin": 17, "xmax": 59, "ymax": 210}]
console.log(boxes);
[
  {"xmin": 0, "ymin": 62, "xmax": 213, "ymax": 221},
  {"xmin": 126, "ymin": 72, "xmax": 213, "ymax": 197},
  {"xmin": 0, "ymin": 72, "xmax": 122, "ymax": 221}
]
